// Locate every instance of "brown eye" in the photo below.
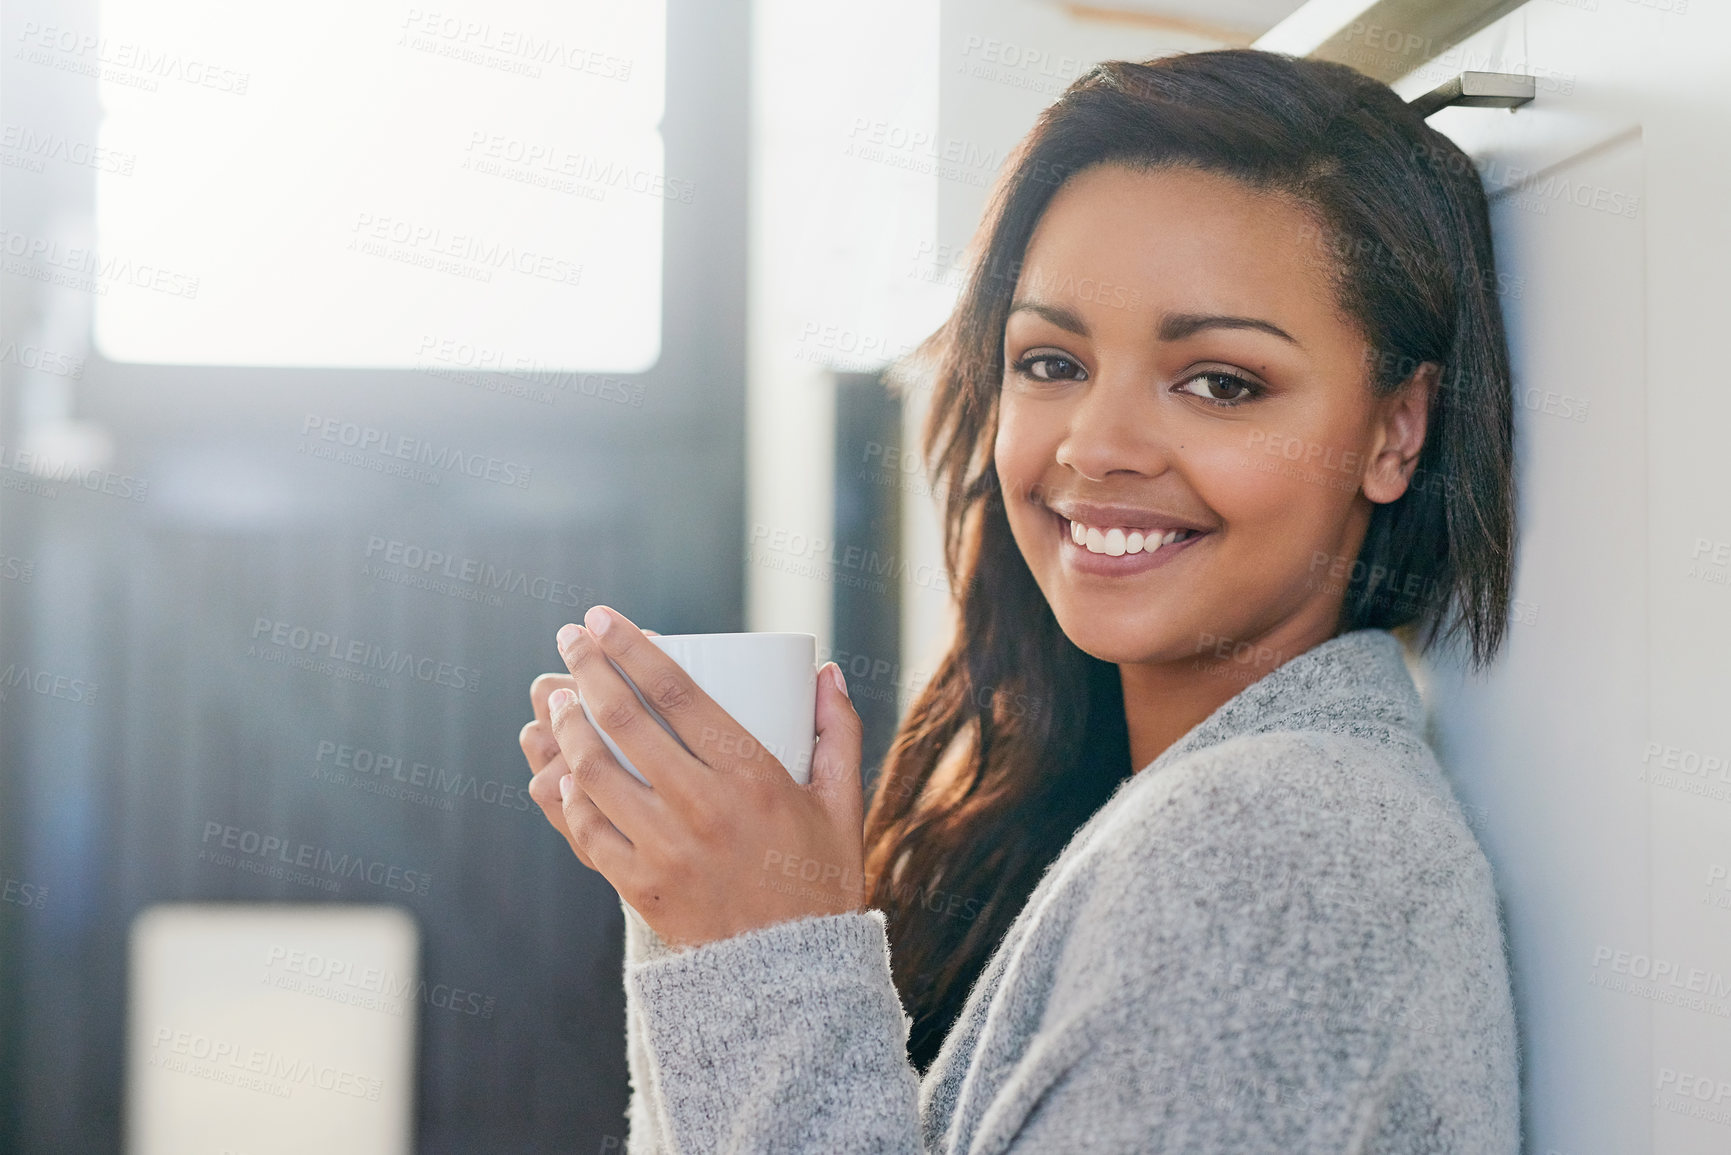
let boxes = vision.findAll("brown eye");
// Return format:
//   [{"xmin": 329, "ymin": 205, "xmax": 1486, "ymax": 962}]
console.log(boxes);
[
  {"xmin": 1178, "ymin": 370, "xmax": 1262, "ymax": 406},
  {"xmin": 1012, "ymin": 354, "xmax": 1085, "ymax": 382}
]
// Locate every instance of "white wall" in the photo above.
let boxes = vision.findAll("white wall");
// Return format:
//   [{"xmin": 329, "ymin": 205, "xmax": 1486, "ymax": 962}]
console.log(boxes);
[{"xmin": 1287, "ymin": 3, "xmax": 1731, "ymax": 1152}]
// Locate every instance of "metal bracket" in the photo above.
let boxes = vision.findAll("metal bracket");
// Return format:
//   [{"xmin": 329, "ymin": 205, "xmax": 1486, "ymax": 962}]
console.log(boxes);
[{"xmin": 1408, "ymin": 71, "xmax": 1536, "ymax": 118}]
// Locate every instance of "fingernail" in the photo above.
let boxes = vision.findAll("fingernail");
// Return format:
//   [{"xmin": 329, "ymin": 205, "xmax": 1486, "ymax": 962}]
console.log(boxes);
[
  {"xmin": 584, "ymin": 605, "xmax": 612, "ymax": 637},
  {"xmin": 556, "ymin": 623, "xmax": 580, "ymax": 653},
  {"xmin": 550, "ymin": 688, "xmax": 576, "ymax": 712},
  {"xmin": 830, "ymin": 663, "xmax": 849, "ymax": 699},
  {"xmin": 559, "ymin": 773, "xmax": 573, "ymax": 802}
]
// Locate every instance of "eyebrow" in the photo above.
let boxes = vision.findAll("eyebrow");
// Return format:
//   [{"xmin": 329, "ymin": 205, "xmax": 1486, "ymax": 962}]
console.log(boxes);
[
  {"xmin": 1160, "ymin": 311, "xmax": 1301, "ymax": 347},
  {"xmin": 1007, "ymin": 298, "xmax": 1301, "ymax": 348}
]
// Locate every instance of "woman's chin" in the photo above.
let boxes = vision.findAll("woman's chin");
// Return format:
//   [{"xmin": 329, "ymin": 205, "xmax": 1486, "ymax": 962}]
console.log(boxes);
[{"xmin": 1054, "ymin": 613, "xmax": 1202, "ymax": 668}]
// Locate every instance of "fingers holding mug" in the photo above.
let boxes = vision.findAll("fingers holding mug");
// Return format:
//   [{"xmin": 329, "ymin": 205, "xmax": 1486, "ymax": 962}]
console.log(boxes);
[
  {"xmin": 522, "ymin": 626, "xmax": 662, "ymax": 873},
  {"xmin": 520, "ymin": 715, "xmax": 593, "ymax": 869}
]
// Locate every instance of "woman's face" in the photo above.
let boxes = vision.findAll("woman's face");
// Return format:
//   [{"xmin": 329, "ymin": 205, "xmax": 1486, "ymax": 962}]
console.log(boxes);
[{"xmin": 994, "ymin": 161, "xmax": 1432, "ymax": 667}]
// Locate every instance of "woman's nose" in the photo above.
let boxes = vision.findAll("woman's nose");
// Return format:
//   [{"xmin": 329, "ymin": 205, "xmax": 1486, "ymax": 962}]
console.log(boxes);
[{"xmin": 1053, "ymin": 371, "xmax": 1171, "ymax": 481}]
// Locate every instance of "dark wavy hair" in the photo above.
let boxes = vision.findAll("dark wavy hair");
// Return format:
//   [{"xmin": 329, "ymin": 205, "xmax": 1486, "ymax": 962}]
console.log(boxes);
[{"xmin": 865, "ymin": 48, "xmax": 1517, "ymax": 1072}]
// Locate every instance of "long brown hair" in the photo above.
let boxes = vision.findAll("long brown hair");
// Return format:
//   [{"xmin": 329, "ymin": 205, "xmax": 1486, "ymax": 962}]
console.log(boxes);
[{"xmin": 864, "ymin": 48, "xmax": 1517, "ymax": 1072}]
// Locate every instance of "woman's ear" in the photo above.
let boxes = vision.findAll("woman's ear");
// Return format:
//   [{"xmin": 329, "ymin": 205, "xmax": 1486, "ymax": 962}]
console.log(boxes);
[{"xmin": 1362, "ymin": 361, "xmax": 1439, "ymax": 504}]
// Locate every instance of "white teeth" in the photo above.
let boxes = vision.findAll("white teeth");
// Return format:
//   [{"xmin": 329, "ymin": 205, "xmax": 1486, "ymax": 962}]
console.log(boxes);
[{"xmin": 1065, "ymin": 517, "xmax": 1195, "ymax": 556}]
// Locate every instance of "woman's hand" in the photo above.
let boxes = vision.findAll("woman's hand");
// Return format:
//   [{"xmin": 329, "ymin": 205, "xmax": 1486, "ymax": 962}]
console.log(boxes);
[{"xmin": 520, "ymin": 606, "xmax": 868, "ymax": 949}]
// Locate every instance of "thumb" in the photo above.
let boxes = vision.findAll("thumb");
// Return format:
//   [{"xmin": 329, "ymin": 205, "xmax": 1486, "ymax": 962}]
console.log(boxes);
[{"xmin": 808, "ymin": 662, "xmax": 863, "ymax": 811}]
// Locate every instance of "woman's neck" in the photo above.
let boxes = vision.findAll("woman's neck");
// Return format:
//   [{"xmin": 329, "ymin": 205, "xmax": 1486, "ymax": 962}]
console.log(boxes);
[{"xmin": 1120, "ymin": 611, "xmax": 1340, "ymax": 774}]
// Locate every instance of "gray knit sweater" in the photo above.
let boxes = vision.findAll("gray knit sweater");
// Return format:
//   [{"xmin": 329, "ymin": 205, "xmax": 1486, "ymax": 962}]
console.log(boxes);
[{"xmin": 616, "ymin": 628, "xmax": 1520, "ymax": 1152}]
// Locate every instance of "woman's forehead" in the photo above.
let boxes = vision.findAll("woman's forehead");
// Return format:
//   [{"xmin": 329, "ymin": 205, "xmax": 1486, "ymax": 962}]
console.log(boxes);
[
  {"xmin": 1012, "ymin": 164, "xmax": 1343, "ymax": 345},
  {"xmin": 1024, "ymin": 165, "xmax": 1323, "ymax": 284}
]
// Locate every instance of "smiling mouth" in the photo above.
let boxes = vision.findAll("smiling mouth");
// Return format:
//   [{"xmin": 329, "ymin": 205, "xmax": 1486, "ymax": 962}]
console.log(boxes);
[
  {"xmin": 1047, "ymin": 508, "xmax": 1212, "ymax": 570},
  {"xmin": 1065, "ymin": 517, "xmax": 1201, "ymax": 556}
]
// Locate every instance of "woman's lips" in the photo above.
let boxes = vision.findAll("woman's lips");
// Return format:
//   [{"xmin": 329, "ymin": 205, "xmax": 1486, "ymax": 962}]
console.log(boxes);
[{"xmin": 1050, "ymin": 508, "xmax": 1210, "ymax": 575}]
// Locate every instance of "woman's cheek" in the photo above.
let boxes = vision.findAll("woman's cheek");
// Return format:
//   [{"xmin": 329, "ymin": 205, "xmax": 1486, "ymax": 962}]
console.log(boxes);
[
  {"xmin": 1200, "ymin": 429, "xmax": 1350, "ymax": 597},
  {"xmin": 1190, "ymin": 432, "xmax": 1334, "ymax": 572},
  {"xmin": 993, "ymin": 396, "xmax": 1058, "ymax": 506},
  {"xmin": 1185, "ymin": 432, "xmax": 1284, "ymax": 519}
]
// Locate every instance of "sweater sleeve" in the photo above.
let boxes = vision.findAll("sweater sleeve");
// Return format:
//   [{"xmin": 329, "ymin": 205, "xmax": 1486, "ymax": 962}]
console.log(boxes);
[
  {"xmin": 624, "ymin": 906, "xmax": 925, "ymax": 1154},
  {"xmin": 621, "ymin": 900, "xmax": 684, "ymax": 1154}
]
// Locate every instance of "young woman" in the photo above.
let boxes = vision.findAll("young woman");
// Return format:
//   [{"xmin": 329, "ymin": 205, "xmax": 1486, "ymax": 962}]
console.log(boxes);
[{"xmin": 519, "ymin": 48, "xmax": 1520, "ymax": 1152}]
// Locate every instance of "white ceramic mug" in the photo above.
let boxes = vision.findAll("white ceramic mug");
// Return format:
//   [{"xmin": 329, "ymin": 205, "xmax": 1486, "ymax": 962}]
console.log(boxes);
[{"xmin": 577, "ymin": 632, "xmax": 819, "ymax": 786}]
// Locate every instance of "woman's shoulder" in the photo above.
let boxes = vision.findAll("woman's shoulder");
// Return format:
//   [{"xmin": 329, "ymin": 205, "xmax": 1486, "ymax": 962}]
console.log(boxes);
[
  {"xmin": 1076, "ymin": 726, "xmax": 1494, "ymax": 931},
  {"xmin": 1119, "ymin": 721, "xmax": 1436, "ymax": 811},
  {"xmin": 987, "ymin": 735, "xmax": 1515, "ymax": 1155},
  {"xmin": 1022, "ymin": 728, "xmax": 1501, "ymax": 1032}
]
